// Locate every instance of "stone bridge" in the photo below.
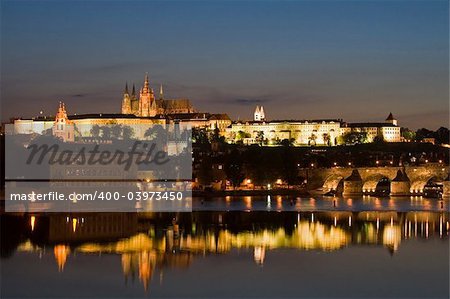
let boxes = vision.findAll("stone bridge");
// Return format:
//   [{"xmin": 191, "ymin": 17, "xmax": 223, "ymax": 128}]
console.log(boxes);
[{"xmin": 299, "ymin": 165, "xmax": 450, "ymax": 197}]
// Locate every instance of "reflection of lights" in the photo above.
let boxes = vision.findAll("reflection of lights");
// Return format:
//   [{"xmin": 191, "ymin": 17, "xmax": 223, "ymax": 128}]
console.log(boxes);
[
  {"xmin": 334, "ymin": 217, "xmax": 337, "ymax": 227},
  {"xmin": 254, "ymin": 246, "xmax": 265, "ymax": 265},
  {"xmin": 245, "ymin": 197, "xmax": 252, "ymax": 210},
  {"xmin": 383, "ymin": 225, "xmax": 401, "ymax": 253},
  {"xmin": 30, "ymin": 216, "xmax": 36, "ymax": 232},
  {"xmin": 72, "ymin": 218, "xmax": 78, "ymax": 232},
  {"xmin": 54, "ymin": 245, "xmax": 70, "ymax": 272},
  {"xmin": 276, "ymin": 197, "xmax": 282, "ymax": 210},
  {"xmin": 376, "ymin": 218, "xmax": 380, "ymax": 230},
  {"xmin": 348, "ymin": 216, "xmax": 352, "ymax": 227},
  {"xmin": 311, "ymin": 213, "xmax": 314, "ymax": 223}
]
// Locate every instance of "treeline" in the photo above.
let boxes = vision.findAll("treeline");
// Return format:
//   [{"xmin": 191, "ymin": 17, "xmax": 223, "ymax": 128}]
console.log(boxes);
[{"xmin": 402, "ymin": 127, "xmax": 449, "ymax": 145}]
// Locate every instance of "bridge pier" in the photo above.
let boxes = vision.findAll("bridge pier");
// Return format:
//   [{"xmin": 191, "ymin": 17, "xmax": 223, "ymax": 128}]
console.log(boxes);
[
  {"xmin": 390, "ymin": 170, "xmax": 410, "ymax": 196},
  {"xmin": 343, "ymin": 169, "xmax": 363, "ymax": 196},
  {"xmin": 443, "ymin": 174, "xmax": 450, "ymax": 198}
]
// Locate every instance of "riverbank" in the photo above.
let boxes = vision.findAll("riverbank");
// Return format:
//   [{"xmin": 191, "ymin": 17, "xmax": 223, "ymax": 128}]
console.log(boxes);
[{"xmin": 192, "ymin": 188, "xmax": 310, "ymax": 198}]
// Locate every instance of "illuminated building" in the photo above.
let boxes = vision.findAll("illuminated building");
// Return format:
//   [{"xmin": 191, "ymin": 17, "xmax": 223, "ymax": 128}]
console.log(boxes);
[
  {"xmin": 227, "ymin": 108, "xmax": 401, "ymax": 145},
  {"xmin": 13, "ymin": 73, "xmax": 231, "ymax": 140}
]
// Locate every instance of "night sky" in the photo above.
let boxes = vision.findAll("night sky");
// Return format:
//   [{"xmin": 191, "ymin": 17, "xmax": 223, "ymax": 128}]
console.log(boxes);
[{"xmin": 1, "ymin": 0, "xmax": 448, "ymax": 129}]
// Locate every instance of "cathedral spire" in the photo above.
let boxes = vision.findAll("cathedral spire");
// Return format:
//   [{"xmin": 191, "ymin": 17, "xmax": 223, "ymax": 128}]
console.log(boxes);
[
  {"xmin": 159, "ymin": 84, "xmax": 164, "ymax": 100},
  {"xmin": 143, "ymin": 73, "xmax": 150, "ymax": 93},
  {"xmin": 124, "ymin": 82, "xmax": 129, "ymax": 94},
  {"xmin": 132, "ymin": 84, "xmax": 136, "ymax": 96}
]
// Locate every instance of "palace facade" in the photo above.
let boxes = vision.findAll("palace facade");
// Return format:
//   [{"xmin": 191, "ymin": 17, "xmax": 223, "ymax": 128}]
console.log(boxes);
[{"xmin": 225, "ymin": 106, "xmax": 401, "ymax": 145}]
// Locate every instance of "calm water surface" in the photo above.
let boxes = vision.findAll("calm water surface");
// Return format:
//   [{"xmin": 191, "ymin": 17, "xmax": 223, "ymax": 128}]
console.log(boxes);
[{"xmin": 1, "ymin": 196, "xmax": 449, "ymax": 299}]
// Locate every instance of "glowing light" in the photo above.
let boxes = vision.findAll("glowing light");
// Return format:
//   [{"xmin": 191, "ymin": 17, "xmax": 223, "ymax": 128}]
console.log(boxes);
[
  {"xmin": 30, "ymin": 216, "xmax": 36, "ymax": 231},
  {"xmin": 72, "ymin": 218, "xmax": 78, "ymax": 232}
]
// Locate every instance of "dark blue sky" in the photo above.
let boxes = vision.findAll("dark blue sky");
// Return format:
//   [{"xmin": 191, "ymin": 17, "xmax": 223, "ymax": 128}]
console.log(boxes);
[{"xmin": 1, "ymin": 0, "xmax": 448, "ymax": 129}]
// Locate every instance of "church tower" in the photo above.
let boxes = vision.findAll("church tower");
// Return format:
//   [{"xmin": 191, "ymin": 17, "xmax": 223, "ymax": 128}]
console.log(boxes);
[
  {"xmin": 254, "ymin": 105, "xmax": 265, "ymax": 121},
  {"xmin": 121, "ymin": 82, "xmax": 131, "ymax": 114},
  {"xmin": 138, "ymin": 73, "xmax": 156, "ymax": 117},
  {"xmin": 53, "ymin": 102, "xmax": 74, "ymax": 142}
]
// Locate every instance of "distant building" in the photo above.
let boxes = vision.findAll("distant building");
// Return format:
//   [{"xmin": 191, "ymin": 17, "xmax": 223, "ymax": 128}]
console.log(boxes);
[
  {"xmin": 227, "ymin": 108, "xmax": 401, "ymax": 145},
  {"xmin": 121, "ymin": 74, "xmax": 194, "ymax": 116},
  {"xmin": 227, "ymin": 118, "xmax": 342, "ymax": 146},
  {"xmin": 341, "ymin": 113, "xmax": 401, "ymax": 142}
]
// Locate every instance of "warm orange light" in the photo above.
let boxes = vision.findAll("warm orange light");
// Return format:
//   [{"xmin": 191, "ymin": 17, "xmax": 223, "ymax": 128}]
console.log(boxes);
[{"xmin": 30, "ymin": 216, "xmax": 36, "ymax": 232}]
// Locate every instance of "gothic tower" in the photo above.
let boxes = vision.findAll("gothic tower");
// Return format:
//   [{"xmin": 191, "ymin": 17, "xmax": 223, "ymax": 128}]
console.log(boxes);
[
  {"xmin": 130, "ymin": 83, "xmax": 139, "ymax": 114},
  {"xmin": 138, "ymin": 73, "xmax": 156, "ymax": 117},
  {"xmin": 121, "ymin": 82, "xmax": 131, "ymax": 114},
  {"xmin": 254, "ymin": 105, "xmax": 265, "ymax": 121}
]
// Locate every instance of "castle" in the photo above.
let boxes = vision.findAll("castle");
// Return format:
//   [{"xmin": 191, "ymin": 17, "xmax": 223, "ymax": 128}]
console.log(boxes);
[
  {"xmin": 13, "ymin": 73, "xmax": 231, "ymax": 141},
  {"xmin": 121, "ymin": 73, "xmax": 194, "ymax": 116}
]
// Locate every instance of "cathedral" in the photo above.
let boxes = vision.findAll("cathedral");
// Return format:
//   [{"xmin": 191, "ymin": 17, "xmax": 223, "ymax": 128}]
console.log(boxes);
[{"xmin": 121, "ymin": 73, "xmax": 195, "ymax": 116}]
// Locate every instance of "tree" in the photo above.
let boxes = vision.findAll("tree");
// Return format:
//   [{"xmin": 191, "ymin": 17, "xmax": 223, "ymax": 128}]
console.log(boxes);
[
  {"xmin": 224, "ymin": 148, "xmax": 245, "ymax": 189},
  {"xmin": 322, "ymin": 133, "xmax": 331, "ymax": 146},
  {"xmin": 145, "ymin": 125, "xmax": 168, "ymax": 151},
  {"xmin": 101, "ymin": 126, "xmax": 111, "ymax": 139},
  {"xmin": 435, "ymin": 127, "xmax": 450, "ymax": 145},
  {"xmin": 373, "ymin": 135, "xmax": 385, "ymax": 143},
  {"xmin": 111, "ymin": 125, "xmax": 122, "ymax": 139},
  {"xmin": 197, "ymin": 155, "xmax": 213, "ymax": 187},
  {"xmin": 90, "ymin": 125, "xmax": 100, "ymax": 137},
  {"xmin": 308, "ymin": 133, "xmax": 317, "ymax": 146},
  {"xmin": 339, "ymin": 132, "xmax": 367, "ymax": 145},
  {"xmin": 401, "ymin": 127, "xmax": 416, "ymax": 141},
  {"xmin": 122, "ymin": 126, "xmax": 134, "ymax": 140},
  {"xmin": 255, "ymin": 131, "xmax": 265, "ymax": 146},
  {"xmin": 236, "ymin": 130, "xmax": 250, "ymax": 141}
]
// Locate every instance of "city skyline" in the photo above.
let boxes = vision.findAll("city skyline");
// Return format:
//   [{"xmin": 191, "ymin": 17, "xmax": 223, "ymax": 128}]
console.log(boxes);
[{"xmin": 1, "ymin": 0, "xmax": 449, "ymax": 129}]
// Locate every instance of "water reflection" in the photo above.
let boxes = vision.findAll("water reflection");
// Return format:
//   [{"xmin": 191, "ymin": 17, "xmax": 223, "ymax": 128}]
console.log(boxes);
[{"xmin": 1, "ymin": 209, "xmax": 448, "ymax": 293}]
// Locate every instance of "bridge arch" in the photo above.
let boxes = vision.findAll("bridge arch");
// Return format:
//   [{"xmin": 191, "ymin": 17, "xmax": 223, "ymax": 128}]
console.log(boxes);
[
  {"xmin": 362, "ymin": 174, "xmax": 391, "ymax": 194},
  {"xmin": 323, "ymin": 174, "xmax": 344, "ymax": 193},
  {"xmin": 410, "ymin": 175, "xmax": 442, "ymax": 194}
]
